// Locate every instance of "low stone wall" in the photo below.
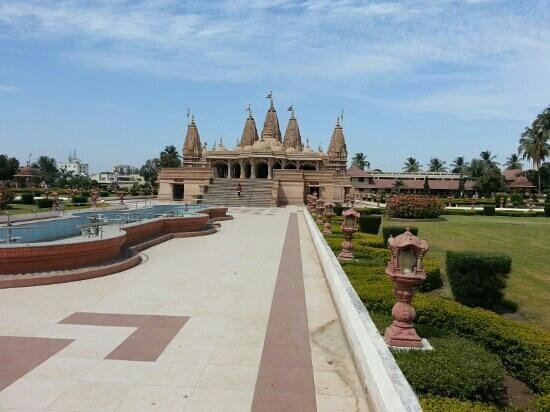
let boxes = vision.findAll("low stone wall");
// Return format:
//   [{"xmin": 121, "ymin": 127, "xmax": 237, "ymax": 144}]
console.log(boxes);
[
  {"xmin": 303, "ymin": 209, "xmax": 421, "ymax": 412},
  {"xmin": 0, "ymin": 233, "xmax": 126, "ymax": 275},
  {"xmin": 0, "ymin": 208, "xmax": 230, "ymax": 276}
]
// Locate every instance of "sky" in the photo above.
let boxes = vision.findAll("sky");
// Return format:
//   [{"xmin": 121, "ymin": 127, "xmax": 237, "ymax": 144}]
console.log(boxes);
[{"xmin": 1, "ymin": 0, "xmax": 549, "ymax": 173}]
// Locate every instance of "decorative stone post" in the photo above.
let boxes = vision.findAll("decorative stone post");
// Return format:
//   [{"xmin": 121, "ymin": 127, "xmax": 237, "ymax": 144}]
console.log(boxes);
[
  {"xmin": 51, "ymin": 191, "xmax": 59, "ymax": 210},
  {"xmin": 385, "ymin": 229, "xmax": 429, "ymax": 348},
  {"xmin": 118, "ymin": 191, "xmax": 125, "ymax": 205},
  {"xmin": 310, "ymin": 192, "xmax": 318, "ymax": 216},
  {"xmin": 500, "ymin": 197, "xmax": 505, "ymax": 209},
  {"xmin": 316, "ymin": 199, "xmax": 325, "ymax": 225},
  {"xmin": 91, "ymin": 188, "xmax": 100, "ymax": 207},
  {"xmin": 0, "ymin": 185, "xmax": 7, "ymax": 210},
  {"xmin": 338, "ymin": 209, "xmax": 360, "ymax": 262},
  {"xmin": 323, "ymin": 202, "xmax": 334, "ymax": 235}
]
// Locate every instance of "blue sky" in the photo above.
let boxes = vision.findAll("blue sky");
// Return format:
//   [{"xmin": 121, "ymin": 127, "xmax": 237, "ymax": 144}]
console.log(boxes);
[{"xmin": 1, "ymin": 0, "xmax": 549, "ymax": 173}]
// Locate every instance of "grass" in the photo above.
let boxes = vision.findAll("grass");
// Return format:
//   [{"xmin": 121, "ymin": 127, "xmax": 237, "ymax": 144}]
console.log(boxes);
[
  {"xmin": 383, "ymin": 215, "xmax": 550, "ymax": 330},
  {"xmin": 2, "ymin": 202, "xmax": 108, "ymax": 215}
]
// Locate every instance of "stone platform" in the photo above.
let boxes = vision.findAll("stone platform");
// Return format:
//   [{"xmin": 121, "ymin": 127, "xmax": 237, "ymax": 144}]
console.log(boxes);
[{"xmin": 0, "ymin": 206, "xmax": 369, "ymax": 411}]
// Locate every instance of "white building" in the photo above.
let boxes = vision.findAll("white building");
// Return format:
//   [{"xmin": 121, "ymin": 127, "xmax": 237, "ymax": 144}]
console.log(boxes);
[
  {"xmin": 58, "ymin": 150, "xmax": 89, "ymax": 176},
  {"xmin": 91, "ymin": 166, "xmax": 144, "ymax": 189}
]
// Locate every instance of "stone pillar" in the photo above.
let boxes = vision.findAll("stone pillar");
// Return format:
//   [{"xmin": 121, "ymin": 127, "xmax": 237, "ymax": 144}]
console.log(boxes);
[
  {"xmin": 296, "ymin": 161, "xmax": 301, "ymax": 170},
  {"xmin": 240, "ymin": 160, "xmax": 245, "ymax": 179},
  {"xmin": 268, "ymin": 159, "xmax": 273, "ymax": 180},
  {"xmin": 228, "ymin": 161, "xmax": 233, "ymax": 178},
  {"xmin": 251, "ymin": 160, "xmax": 256, "ymax": 179},
  {"xmin": 316, "ymin": 162, "xmax": 320, "ymax": 171}
]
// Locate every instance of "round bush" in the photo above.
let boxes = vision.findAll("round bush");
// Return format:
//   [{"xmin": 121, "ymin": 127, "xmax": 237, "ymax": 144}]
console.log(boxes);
[
  {"xmin": 71, "ymin": 195, "xmax": 89, "ymax": 205},
  {"xmin": 393, "ymin": 336, "xmax": 507, "ymax": 404},
  {"xmin": 358, "ymin": 215, "xmax": 382, "ymax": 235},
  {"xmin": 386, "ymin": 195, "xmax": 445, "ymax": 219},
  {"xmin": 35, "ymin": 198, "xmax": 53, "ymax": 209},
  {"xmin": 20, "ymin": 192, "xmax": 34, "ymax": 205}
]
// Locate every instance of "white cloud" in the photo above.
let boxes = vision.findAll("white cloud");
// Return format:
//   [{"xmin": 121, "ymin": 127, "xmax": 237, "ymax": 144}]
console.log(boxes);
[
  {"xmin": 0, "ymin": 0, "xmax": 549, "ymax": 120},
  {"xmin": 0, "ymin": 84, "xmax": 18, "ymax": 92}
]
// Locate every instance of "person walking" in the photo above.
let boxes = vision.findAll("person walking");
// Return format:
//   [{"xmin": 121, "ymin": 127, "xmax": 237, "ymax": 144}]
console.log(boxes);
[{"xmin": 236, "ymin": 182, "xmax": 242, "ymax": 197}]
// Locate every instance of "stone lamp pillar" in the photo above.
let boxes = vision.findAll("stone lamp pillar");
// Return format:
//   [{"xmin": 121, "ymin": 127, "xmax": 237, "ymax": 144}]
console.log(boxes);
[
  {"xmin": 323, "ymin": 202, "xmax": 334, "ymax": 235},
  {"xmin": 118, "ymin": 191, "xmax": 125, "ymax": 205},
  {"xmin": 385, "ymin": 229, "xmax": 429, "ymax": 348},
  {"xmin": 51, "ymin": 191, "xmax": 59, "ymax": 210},
  {"xmin": 338, "ymin": 209, "xmax": 360, "ymax": 262},
  {"xmin": 91, "ymin": 188, "xmax": 100, "ymax": 207},
  {"xmin": 316, "ymin": 199, "xmax": 325, "ymax": 225}
]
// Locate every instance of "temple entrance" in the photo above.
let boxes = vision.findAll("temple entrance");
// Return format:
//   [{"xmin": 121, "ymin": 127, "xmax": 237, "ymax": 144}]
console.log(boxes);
[
  {"xmin": 233, "ymin": 163, "xmax": 241, "ymax": 179},
  {"xmin": 257, "ymin": 162, "xmax": 269, "ymax": 179},
  {"xmin": 173, "ymin": 184, "xmax": 184, "ymax": 201},
  {"xmin": 300, "ymin": 163, "xmax": 317, "ymax": 171},
  {"xmin": 214, "ymin": 162, "xmax": 228, "ymax": 178},
  {"xmin": 244, "ymin": 162, "xmax": 252, "ymax": 178}
]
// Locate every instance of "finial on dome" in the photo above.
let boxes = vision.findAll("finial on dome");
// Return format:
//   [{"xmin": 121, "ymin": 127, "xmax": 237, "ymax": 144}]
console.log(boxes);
[
  {"xmin": 287, "ymin": 105, "xmax": 295, "ymax": 118},
  {"xmin": 186, "ymin": 107, "xmax": 190, "ymax": 125},
  {"xmin": 246, "ymin": 104, "xmax": 253, "ymax": 118},
  {"xmin": 336, "ymin": 115, "xmax": 341, "ymax": 127},
  {"xmin": 191, "ymin": 114, "xmax": 195, "ymax": 125},
  {"xmin": 266, "ymin": 90, "xmax": 274, "ymax": 109},
  {"xmin": 306, "ymin": 138, "xmax": 310, "ymax": 147}
]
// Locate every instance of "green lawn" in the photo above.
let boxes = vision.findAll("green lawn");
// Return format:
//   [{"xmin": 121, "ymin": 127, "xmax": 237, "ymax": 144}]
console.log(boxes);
[{"xmin": 385, "ymin": 215, "xmax": 550, "ymax": 330}]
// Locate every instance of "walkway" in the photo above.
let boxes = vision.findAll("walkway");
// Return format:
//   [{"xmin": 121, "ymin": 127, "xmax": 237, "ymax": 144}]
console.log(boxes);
[{"xmin": 0, "ymin": 207, "xmax": 369, "ymax": 411}]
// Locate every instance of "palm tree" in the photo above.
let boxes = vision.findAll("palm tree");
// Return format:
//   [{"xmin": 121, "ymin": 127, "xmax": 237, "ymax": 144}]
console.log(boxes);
[
  {"xmin": 480, "ymin": 150, "xmax": 499, "ymax": 169},
  {"xmin": 352, "ymin": 153, "xmax": 370, "ymax": 170},
  {"xmin": 468, "ymin": 158, "xmax": 486, "ymax": 179},
  {"xmin": 393, "ymin": 179, "xmax": 405, "ymax": 193},
  {"xmin": 504, "ymin": 154, "xmax": 523, "ymax": 170},
  {"xmin": 402, "ymin": 157, "xmax": 422, "ymax": 173},
  {"xmin": 428, "ymin": 158, "xmax": 447, "ymax": 172},
  {"xmin": 518, "ymin": 107, "xmax": 550, "ymax": 193},
  {"xmin": 160, "ymin": 145, "xmax": 182, "ymax": 168},
  {"xmin": 450, "ymin": 156, "xmax": 469, "ymax": 174}
]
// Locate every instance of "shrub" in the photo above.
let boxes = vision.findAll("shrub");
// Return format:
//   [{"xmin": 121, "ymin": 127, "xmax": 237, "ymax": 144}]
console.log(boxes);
[
  {"xmin": 358, "ymin": 215, "xmax": 382, "ymax": 235},
  {"xmin": 20, "ymin": 192, "xmax": 34, "ymax": 205},
  {"xmin": 71, "ymin": 195, "xmax": 89, "ymax": 205},
  {"xmin": 420, "ymin": 396, "xmax": 498, "ymax": 412},
  {"xmin": 545, "ymin": 194, "xmax": 550, "ymax": 217},
  {"xmin": 100, "ymin": 191, "xmax": 110, "ymax": 197},
  {"xmin": 483, "ymin": 206, "xmax": 495, "ymax": 216},
  {"xmin": 386, "ymin": 195, "xmax": 445, "ymax": 219},
  {"xmin": 535, "ymin": 394, "xmax": 550, "ymax": 411},
  {"xmin": 334, "ymin": 203, "xmax": 343, "ymax": 217},
  {"xmin": 356, "ymin": 207, "xmax": 384, "ymax": 215},
  {"xmin": 382, "ymin": 226, "xmax": 418, "ymax": 243},
  {"xmin": 35, "ymin": 198, "xmax": 53, "ymax": 209},
  {"xmin": 418, "ymin": 258, "xmax": 444, "ymax": 292},
  {"xmin": 394, "ymin": 337, "xmax": 506, "ymax": 403},
  {"xmin": 511, "ymin": 192, "xmax": 523, "ymax": 207},
  {"xmin": 446, "ymin": 251, "xmax": 512, "ymax": 310}
]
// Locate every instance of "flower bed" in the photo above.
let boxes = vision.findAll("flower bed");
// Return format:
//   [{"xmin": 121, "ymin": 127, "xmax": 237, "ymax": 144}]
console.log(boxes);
[{"xmin": 387, "ymin": 195, "xmax": 445, "ymax": 219}]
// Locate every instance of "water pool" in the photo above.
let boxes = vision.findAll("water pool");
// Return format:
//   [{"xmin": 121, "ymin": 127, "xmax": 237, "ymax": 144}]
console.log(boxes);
[{"xmin": 0, "ymin": 204, "xmax": 207, "ymax": 244}]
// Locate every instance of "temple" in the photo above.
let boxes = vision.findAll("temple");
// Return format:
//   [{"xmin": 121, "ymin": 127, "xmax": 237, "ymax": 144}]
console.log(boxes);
[{"xmin": 158, "ymin": 95, "xmax": 351, "ymax": 205}]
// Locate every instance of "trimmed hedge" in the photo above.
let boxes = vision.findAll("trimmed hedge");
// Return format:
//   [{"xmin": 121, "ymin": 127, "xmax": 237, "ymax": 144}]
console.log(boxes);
[
  {"xmin": 382, "ymin": 226, "xmax": 418, "ymax": 243},
  {"xmin": 420, "ymin": 396, "xmax": 498, "ymax": 412},
  {"xmin": 483, "ymin": 206, "xmax": 495, "ymax": 216},
  {"xmin": 387, "ymin": 195, "xmax": 445, "ymax": 219},
  {"xmin": 545, "ymin": 194, "xmax": 550, "ymax": 217},
  {"xmin": 446, "ymin": 251, "xmax": 512, "ymax": 310},
  {"xmin": 35, "ymin": 198, "xmax": 53, "ymax": 209},
  {"xmin": 443, "ymin": 208, "xmax": 546, "ymax": 217},
  {"xmin": 394, "ymin": 336, "xmax": 506, "ymax": 403},
  {"xmin": 20, "ymin": 192, "xmax": 34, "ymax": 205},
  {"xmin": 358, "ymin": 215, "xmax": 382, "ymax": 235},
  {"xmin": 334, "ymin": 203, "xmax": 343, "ymax": 217},
  {"xmin": 355, "ymin": 207, "xmax": 384, "ymax": 215},
  {"xmin": 71, "ymin": 195, "xmax": 89, "ymax": 205},
  {"xmin": 418, "ymin": 258, "xmax": 444, "ymax": 292}
]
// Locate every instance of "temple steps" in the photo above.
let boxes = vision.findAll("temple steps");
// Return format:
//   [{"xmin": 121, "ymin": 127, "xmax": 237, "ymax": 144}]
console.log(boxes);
[{"xmin": 200, "ymin": 178, "xmax": 276, "ymax": 207}]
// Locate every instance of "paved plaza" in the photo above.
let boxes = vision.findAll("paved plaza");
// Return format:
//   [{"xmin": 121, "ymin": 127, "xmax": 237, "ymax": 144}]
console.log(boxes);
[{"xmin": 0, "ymin": 207, "xmax": 369, "ymax": 411}]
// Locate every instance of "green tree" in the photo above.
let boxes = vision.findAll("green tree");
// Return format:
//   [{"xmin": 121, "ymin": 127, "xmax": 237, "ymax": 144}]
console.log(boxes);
[
  {"xmin": 402, "ymin": 157, "xmax": 422, "ymax": 173},
  {"xmin": 352, "ymin": 153, "xmax": 370, "ymax": 170},
  {"xmin": 518, "ymin": 107, "xmax": 550, "ymax": 193},
  {"xmin": 428, "ymin": 158, "xmax": 447, "ymax": 172},
  {"xmin": 393, "ymin": 179, "xmax": 405, "ymax": 193},
  {"xmin": 450, "ymin": 156, "xmax": 469, "ymax": 174},
  {"xmin": 160, "ymin": 145, "xmax": 182, "ymax": 168},
  {"xmin": 504, "ymin": 153, "xmax": 523, "ymax": 170},
  {"xmin": 0, "ymin": 154, "xmax": 20, "ymax": 181},
  {"xmin": 477, "ymin": 168, "xmax": 506, "ymax": 196},
  {"xmin": 140, "ymin": 158, "xmax": 160, "ymax": 185},
  {"xmin": 467, "ymin": 158, "xmax": 487, "ymax": 179},
  {"xmin": 480, "ymin": 150, "xmax": 499, "ymax": 169},
  {"xmin": 32, "ymin": 156, "xmax": 58, "ymax": 183},
  {"xmin": 423, "ymin": 175, "xmax": 430, "ymax": 195}
]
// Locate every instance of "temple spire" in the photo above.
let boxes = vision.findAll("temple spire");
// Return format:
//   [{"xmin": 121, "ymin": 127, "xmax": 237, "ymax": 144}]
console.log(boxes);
[
  {"xmin": 239, "ymin": 108, "xmax": 259, "ymax": 146},
  {"xmin": 327, "ymin": 115, "xmax": 348, "ymax": 174},
  {"xmin": 283, "ymin": 105, "xmax": 303, "ymax": 150},
  {"xmin": 182, "ymin": 113, "xmax": 202, "ymax": 166},
  {"xmin": 260, "ymin": 93, "xmax": 282, "ymax": 142}
]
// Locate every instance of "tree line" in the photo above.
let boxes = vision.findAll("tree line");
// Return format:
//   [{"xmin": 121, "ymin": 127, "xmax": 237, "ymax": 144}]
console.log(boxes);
[{"xmin": 352, "ymin": 106, "xmax": 550, "ymax": 193}]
